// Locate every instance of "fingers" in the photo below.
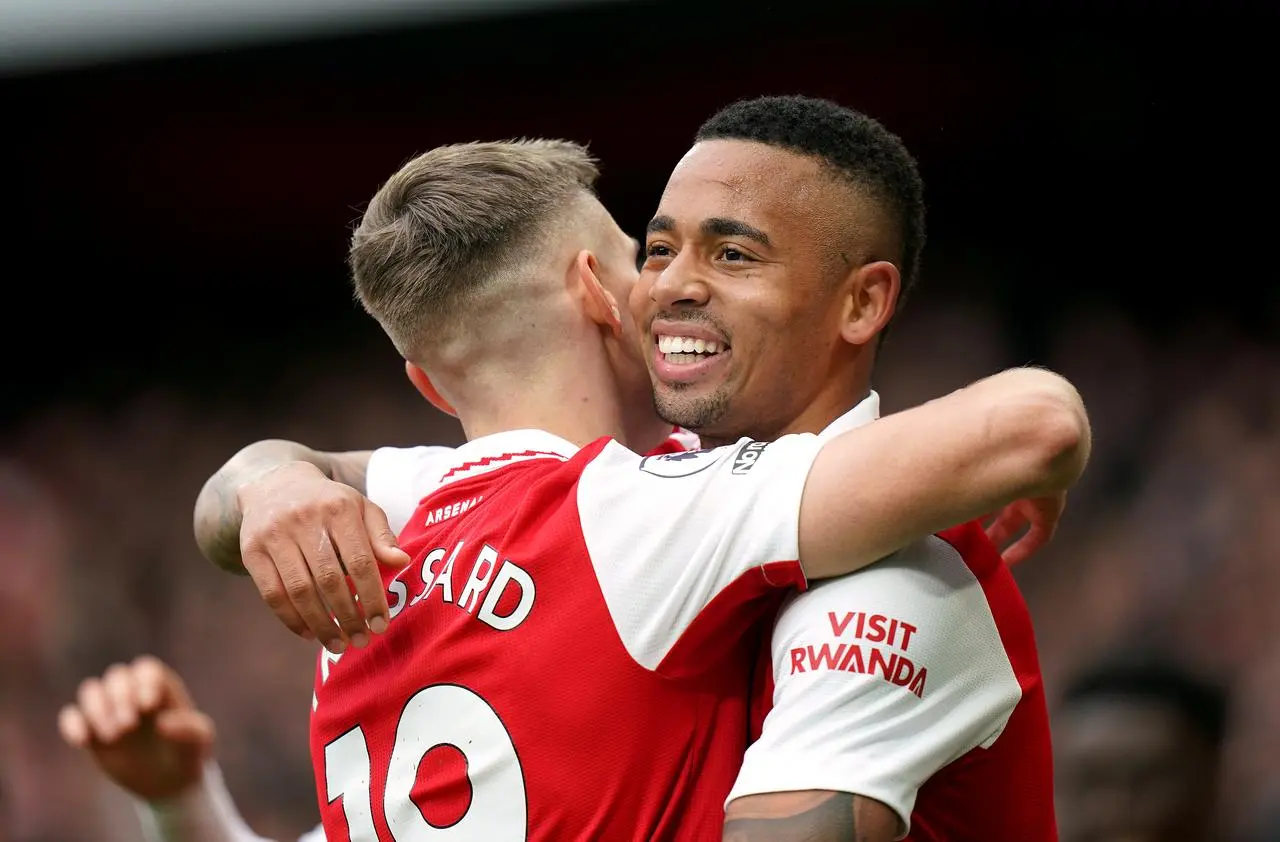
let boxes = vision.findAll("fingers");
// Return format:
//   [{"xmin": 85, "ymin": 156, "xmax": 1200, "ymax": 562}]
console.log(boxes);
[
  {"xmin": 130, "ymin": 655, "xmax": 193, "ymax": 713},
  {"xmin": 276, "ymin": 540, "xmax": 346, "ymax": 653},
  {"xmin": 58, "ymin": 655, "xmax": 209, "ymax": 778},
  {"xmin": 66, "ymin": 659, "xmax": 170, "ymax": 745},
  {"xmin": 984, "ymin": 508, "xmax": 1025, "ymax": 550},
  {"xmin": 1002, "ymin": 523, "xmax": 1049, "ymax": 566},
  {"xmin": 1001, "ymin": 501, "xmax": 1062, "ymax": 566},
  {"xmin": 155, "ymin": 708, "xmax": 216, "ymax": 751},
  {"xmin": 306, "ymin": 525, "xmax": 368, "ymax": 648},
  {"xmin": 240, "ymin": 483, "xmax": 395, "ymax": 649},
  {"xmin": 366, "ymin": 503, "xmax": 411, "ymax": 570},
  {"xmin": 61, "ymin": 657, "xmax": 211, "ymax": 750},
  {"xmin": 331, "ymin": 501, "xmax": 408, "ymax": 635},
  {"xmin": 73, "ymin": 676, "xmax": 117, "ymax": 742},
  {"xmin": 242, "ymin": 538, "xmax": 332, "ymax": 647},
  {"xmin": 58, "ymin": 705, "xmax": 90, "ymax": 748},
  {"xmin": 102, "ymin": 663, "xmax": 140, "ymax": 734}
]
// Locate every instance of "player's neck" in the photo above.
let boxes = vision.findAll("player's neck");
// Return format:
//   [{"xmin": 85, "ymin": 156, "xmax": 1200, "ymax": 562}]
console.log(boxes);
[
  {"xmin": 621, "ymin": 409, "xmax": 677, "ymax": 455},
  {"xmin": 701, "ymin": 370, "xmax": 873, "ymax": 446},
  {"xmin": 619, "ymin": 373, "xmax": 677, "ymax": 455},
  {"xmin": 452, "ymin": 351, "xmax": 631, "ymax": 450},
  {"xmin": 773, "ymin": 354, "xmax": 876, "ymax": 438},
  {"xmin": 775, "ymin": 378, "xmax": 872, "ymax": 437}
]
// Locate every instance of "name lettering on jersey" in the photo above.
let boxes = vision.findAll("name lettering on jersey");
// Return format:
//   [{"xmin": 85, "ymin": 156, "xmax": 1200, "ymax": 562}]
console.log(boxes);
[
  {"xmin": 313, "ymin": 540, "xmax": 534, "ymax": 712},
  {"xmin": 788, "ymin": 610, "xmax": 928, "ymax": 698},
  {"xmin": 387, "ymin": 540, "xmax": 535, "ymax": 632},
  {"xmin": 312, "ymin": 646, "xmax": 345, "ymax": 710},
  {"xmin": 731, "ymin": 441, "xmax": 769, "ymax": 474},
  {"xmin": 424, "ymin": 494, "xmax": 484, "ymax": 526}
]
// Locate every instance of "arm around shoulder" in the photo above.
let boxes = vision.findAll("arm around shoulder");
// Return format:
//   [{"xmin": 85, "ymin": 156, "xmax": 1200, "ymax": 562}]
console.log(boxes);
[
  {"xmin": 192, "ymin": 439, "xmax": 373, "ymax": 573},
  {"xmin": 798, "ymin": 366, "xmax": 1090, "ymax": 579},
  {"xmin": 724, "ymin": 790, "xmax": 901, "ymax": 842},
  {"xmin": 726, "ymin": 532, "xmax": 1030, "ymax": 841}
]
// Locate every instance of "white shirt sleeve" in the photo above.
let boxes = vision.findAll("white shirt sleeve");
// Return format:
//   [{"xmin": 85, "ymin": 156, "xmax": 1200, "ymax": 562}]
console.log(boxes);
[
  {"xmin": 577, "ymin": 435, "xmax": 823, "ymax": 671},
  {"xmin": 726, "ymin": 535, "xmax": 1024, "ymax": 835},
  {"xmin": 365, "ymin": 445, "xmax": 457, "ymax": 535},
  {"xmin": 135, "ymin": 763, "xmax": 277, "ymax": 842}
]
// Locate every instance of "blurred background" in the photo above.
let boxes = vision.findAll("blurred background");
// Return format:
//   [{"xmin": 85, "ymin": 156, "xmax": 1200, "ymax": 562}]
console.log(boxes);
[{"xmin": 1, "ymin": 0, "xmax": 1273, "ymax": 840}]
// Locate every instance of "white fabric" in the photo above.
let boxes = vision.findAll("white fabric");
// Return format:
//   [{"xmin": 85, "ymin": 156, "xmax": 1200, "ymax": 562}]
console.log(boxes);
[
  {"xmin": 295, "ymin": 823, "xmax": 326, "ymax": 842},
  {"xmin": 727, "ymin": 391, "xmax": 1023, "ymax": 835},
  {"xmin": 726, "ymin": 536, "xmax": 1022, "ymax": 834},
  {"xmin": 374, "ymin": 429, "xmax": 822, "ymax": 674},
  {"xmin": 365, "ymin": 445, "xmax": 458, "ymax": 535},
  {"xmin": 577, "ymin": 434, "xmax": 822, "ymax": 671},
  {"xmin": 135, "ymin": 763, "xmax": 275, "ymax": 842},
  {"xmin": 365, "ymin": 429, "xmax": 703, "ymax": 536}
]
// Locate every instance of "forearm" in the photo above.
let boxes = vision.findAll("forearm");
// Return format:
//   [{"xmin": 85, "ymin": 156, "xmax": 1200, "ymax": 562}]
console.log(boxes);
[
  {"xmin": 192, "ymin": 439, "xmax": 372, "ymax": 573},
  {"xmin": 724, "ymin": 791, "xmax": 899, "ymax": 842},
  {"xmin": 801, "ymin": 367, "xmax": 1090, "ymax": 578},
  {"xmin": 135, "ymin": 763, "xmax": 279, "ymax": 842}
]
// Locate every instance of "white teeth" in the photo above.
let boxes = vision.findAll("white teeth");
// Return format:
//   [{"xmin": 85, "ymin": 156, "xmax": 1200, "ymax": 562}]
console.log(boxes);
[{"xmin": 658, "ymin": 334, "xmax": 725, "ymax": 356}]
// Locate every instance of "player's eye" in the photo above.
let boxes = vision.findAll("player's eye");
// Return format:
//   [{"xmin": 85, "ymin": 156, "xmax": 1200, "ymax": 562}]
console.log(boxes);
[
  {"xmin": 718, "ymin": 246, "xmax": 750, "ymax": 262},
  {"xmin": 643, "ymin": 243, "xmax": 675, "ymax": 268}
]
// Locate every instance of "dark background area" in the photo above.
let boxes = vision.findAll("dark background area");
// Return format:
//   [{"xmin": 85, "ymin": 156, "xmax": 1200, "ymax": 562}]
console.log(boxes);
[{"xmin": 2, "ymin": 0, "xmax": 1265, "ymax": 430}]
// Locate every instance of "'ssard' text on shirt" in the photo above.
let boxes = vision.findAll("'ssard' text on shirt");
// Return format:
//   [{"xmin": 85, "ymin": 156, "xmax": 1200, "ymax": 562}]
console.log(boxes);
[{"xmin": 389, "ymin": 540, "xmax": 534, "ymax": 632}]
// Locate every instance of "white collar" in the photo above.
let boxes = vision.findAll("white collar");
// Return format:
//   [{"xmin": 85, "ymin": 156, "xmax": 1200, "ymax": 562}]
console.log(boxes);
[
  {"xmin": 438, "ymin": 428, "xmax": 581, "ymax": 487},
  {"xmin": 454, "ymin": 429, "xmax": 580, "ymax": 460},
  {"xmin": 817, "ymin": 391, "xmax": 882, "ymax": 442}
]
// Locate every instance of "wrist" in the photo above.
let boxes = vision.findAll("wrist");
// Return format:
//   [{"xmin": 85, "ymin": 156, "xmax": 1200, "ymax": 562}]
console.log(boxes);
[
  {"xmin": 144, "ymin": 760, "xmax": 216, "ymax": 809},
  {"xmin": 136, "ymin": 762, "xmax": 258, "ymax": 842},
  {"xmin": 135, "ymin": 762, "xmax": 216, "ymax": 841},
  {"xmin": 233, "ymin": 460, "xmax": 323, "ymax": 510}
]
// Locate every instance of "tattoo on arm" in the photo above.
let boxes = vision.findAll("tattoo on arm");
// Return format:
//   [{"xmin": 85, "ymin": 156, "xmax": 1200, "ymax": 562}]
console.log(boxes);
[
  {"xmin": 197, "ymin": 469, "xmax": 249, "ymax": 574},
  {"xmin": 192, "ymin": 441, "xmax": 372, "ymax": 574},
  {"xmin": 723, "ymin": 791, "xmax": 864, "ymax": 842}
]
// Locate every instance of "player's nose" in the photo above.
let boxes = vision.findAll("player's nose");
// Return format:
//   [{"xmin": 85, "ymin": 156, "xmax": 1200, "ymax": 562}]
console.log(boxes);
[{"xmin": 648, "ymin": 254, "xmax": 710, "ymax": 309}]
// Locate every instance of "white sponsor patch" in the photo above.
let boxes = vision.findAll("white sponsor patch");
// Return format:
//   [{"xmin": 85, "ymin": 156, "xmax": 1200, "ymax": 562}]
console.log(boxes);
[{"xmin": 637, "ymin": 447, "xmax": 729, "ymax": 478}]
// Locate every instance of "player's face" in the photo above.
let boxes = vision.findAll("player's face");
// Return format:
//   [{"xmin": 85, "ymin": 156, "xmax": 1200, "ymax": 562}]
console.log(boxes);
[
  {"xmin": 631, "ymin": 140, "xmax": 852, "ymax": 443},
  {"xmin": 1054, "ymin": 698, "xmax": 1218, "ymax": 842}
]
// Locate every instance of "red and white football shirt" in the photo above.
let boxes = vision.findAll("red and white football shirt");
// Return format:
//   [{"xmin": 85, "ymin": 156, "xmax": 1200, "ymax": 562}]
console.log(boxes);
[
  {"xmin": 312, "ymin": 428, "xmax": 817, "ymax": 842},
  {"xmin": 730, "ymin": 394, "xmax": 1057, "ymax": 841},
  {"xmin": 365, "ymin": 427, "xmax": 698, "ymax": 536}
]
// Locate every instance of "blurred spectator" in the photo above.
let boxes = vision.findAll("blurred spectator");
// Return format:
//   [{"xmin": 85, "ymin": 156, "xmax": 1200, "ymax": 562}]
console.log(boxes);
[{"xmin": 1053, "ymin": 654, "xmax": 1228, "ymax": 842}]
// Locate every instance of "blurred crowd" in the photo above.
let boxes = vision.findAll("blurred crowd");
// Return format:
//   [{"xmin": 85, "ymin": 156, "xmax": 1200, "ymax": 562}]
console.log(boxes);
[{"xmin": 1, "ymin": 296, "xmax": 1276, "ymax": 842}]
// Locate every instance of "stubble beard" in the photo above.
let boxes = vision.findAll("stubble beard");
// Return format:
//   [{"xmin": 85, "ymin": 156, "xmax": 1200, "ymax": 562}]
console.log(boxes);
[{"xmin": 653, "ymin": 383, "xmax": 733, "ymax": 441}]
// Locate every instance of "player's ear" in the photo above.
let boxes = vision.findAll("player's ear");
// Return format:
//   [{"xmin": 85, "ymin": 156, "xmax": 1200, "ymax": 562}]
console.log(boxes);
[
  {"xmin": 839, "ymin": 260, "xmax": 899, "ymax": 348},
  {"xmin": 404, "ymin": 360, "xmax": 458, "ymax": 417},
  {"xmin": 573, "ymin": 249, "xmax": 623, "ymax": 338}
]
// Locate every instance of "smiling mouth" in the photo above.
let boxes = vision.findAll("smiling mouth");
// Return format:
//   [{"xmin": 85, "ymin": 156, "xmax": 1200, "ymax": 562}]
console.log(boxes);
[{"xmin": 656, "ymin": 333, "xmax": 729, "ymax": 365}]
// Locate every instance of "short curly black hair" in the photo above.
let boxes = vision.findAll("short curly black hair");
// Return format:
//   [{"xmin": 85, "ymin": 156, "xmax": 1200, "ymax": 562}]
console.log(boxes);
[{"xmin": 696, "ymin": 95, "xmax": 926, "ymax": 312}]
